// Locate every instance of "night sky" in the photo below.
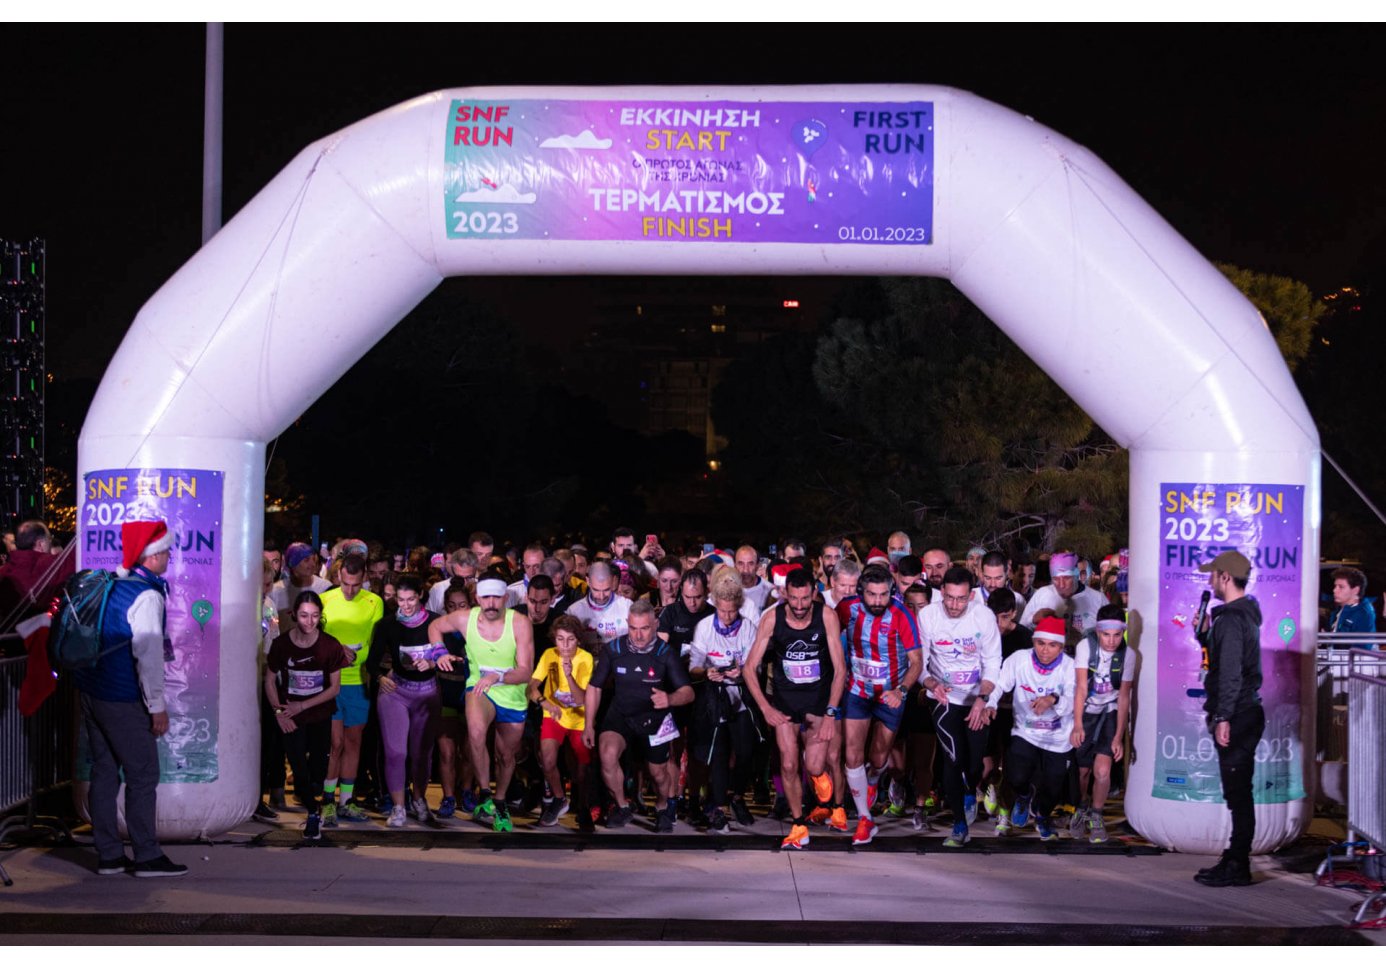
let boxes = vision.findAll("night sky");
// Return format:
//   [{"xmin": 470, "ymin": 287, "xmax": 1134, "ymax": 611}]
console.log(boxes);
[{"xmin": 4, "ymin": 24, "xmax": 1384, "ymax": 384}]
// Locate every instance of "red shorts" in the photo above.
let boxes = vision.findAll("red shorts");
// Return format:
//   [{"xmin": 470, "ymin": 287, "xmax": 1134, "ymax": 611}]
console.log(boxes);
[{"xmin": 540, "ymin": 716, "xmax": 591, "ymax": 765}]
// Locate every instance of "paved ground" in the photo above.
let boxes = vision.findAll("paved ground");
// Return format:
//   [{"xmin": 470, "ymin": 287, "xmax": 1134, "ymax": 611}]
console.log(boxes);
[{"xmin": 1, "ymin": 797, "xmax": 1380, "ymax": 945}]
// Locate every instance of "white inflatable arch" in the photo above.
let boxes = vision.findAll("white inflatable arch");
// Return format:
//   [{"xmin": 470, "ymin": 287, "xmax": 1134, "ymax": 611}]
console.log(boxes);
[{"xmin": 79, "ymin": 85, "xmax": 1319, "ymax": 853}]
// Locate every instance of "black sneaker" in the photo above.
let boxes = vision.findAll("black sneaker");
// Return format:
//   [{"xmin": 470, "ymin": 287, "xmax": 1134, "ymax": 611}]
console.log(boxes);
[
  {"xmin": 132, "ymin": 855, "xmax": 189, "ymax": 878},
  {"xmin": 539, "ymin": 797, "xmax": 570, "ymax": 827},
  {"xmin": 253, "ymin": 800, "xmax": 279, "ymax": 822},
  {"xmin": 655, "ymin": 803, "xmax": 676, "ymax": 833},
  {"xmin": 607, "ymin": 804, "xmax": 634, "ymax": 829},
  {"xmin": 707, "ymin": 809, "xmax": 731, "ymax": 834},
  {"xmin": 96, "ymin": 855, "xmax": 133, "ymax": 876},
  {"xmin": 771, "ymin": 795, "xmax": 790, "ymax": 822},
  {"xmin": 577, "ymin": 809, "xmax": 596, "ymax": 832},
  {"xmin": 303, "ymin": 812, "xmax": 322, "ymax": 841},
  {"xmin": 731, "ymin": 798, "xmax": 755, "ymax": 827},
  {"xmin": 1197, "ymin": 852, "xmax": 1233, "ymax": 877}
]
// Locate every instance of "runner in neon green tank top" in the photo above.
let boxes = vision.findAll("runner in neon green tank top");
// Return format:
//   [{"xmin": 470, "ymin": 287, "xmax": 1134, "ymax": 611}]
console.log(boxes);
[{"xmin": 428, "ymin": 574, "xmax": 535, "ymax": 832}]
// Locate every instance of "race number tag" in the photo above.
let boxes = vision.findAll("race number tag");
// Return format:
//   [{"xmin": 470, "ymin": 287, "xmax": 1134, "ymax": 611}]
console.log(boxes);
[
  {"xmin": 1029, "ymin": 717, "xmax": 1062, "ymax": 731},
  {"xmin": 1092, "ymin": 677, "xmax": 1114, "ymax": 695},
  {"xmin": 649, "ymin": 713, "xmax": 679, "ymax": 747},
  {"xmin": 288, "ymin": 670, "xmax": 324, "ymax": 696},
  {"xmin": 399, "ymin": 644, "xmax": 432, "ymax": 664},
  {"xmin": 949, "ymin": 668, "xmax": 981, "ymax": 686},
  {"xmin": 785, "ymin": 660, "xmax": 821, "ymax": 684},
  {"xmin": 554, "ymin": 690, "xmax": 576, "ymax": 708},
  {"xmin": 858, "ymin": 661, "xmax": 890, "ymax": 686}
]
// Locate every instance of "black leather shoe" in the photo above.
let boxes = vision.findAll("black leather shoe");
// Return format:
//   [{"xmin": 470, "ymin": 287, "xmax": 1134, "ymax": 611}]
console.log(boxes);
[
  {"xmin": 1196, "ymin": 852, "xmax": 1231, "ymax": 877},
  {"xmin": 1195, "ymin": 858, "xmax": 1251, "ymax": 887}
]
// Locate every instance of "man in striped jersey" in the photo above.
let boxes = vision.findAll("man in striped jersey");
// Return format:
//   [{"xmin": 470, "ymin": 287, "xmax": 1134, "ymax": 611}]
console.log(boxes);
[{"xmin": 833, "ymin": 564, "xmax": 923, "ymax": 847}]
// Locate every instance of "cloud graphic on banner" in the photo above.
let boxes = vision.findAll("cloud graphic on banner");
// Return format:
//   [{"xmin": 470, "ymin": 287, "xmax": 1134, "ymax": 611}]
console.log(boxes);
[
  {"xmin": 453, "ymin": 184, "xmax": 537, "ymax": 204},
  {"xmin": 540, "ymin": 130, "xmax": 613, "ymax": 150}
]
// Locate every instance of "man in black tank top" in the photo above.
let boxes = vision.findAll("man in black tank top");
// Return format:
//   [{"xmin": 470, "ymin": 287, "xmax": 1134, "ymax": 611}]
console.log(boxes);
[{"xmin": 745, "ymin": 568, "xmax": 846, "ymax": 850}]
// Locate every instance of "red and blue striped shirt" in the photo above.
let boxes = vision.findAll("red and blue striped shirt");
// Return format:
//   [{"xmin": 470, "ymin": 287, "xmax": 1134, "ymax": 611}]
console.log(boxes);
[{"xmin": 834, "ymin": 596, "xmax": 921, "ymax": 699}]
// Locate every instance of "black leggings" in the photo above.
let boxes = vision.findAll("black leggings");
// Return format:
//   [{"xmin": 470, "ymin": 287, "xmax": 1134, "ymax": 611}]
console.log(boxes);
[
  {"xmin": 1007, "ymin": 735, "xmax": 1071, "ymax": 817},
  {"xmin": 933, "ymin": 701, "xmax": 989, "ymax": 821},
  {"xmin": 696, "ymin": 709, "xmax": 758, "ymax": 810},
  {"xmin": 282, "ymin": 718, "xmax": 332, "ymax": 813},
  {"xmin": 260, "ymin": 696, "xmax": 286, "ymax": 791}
]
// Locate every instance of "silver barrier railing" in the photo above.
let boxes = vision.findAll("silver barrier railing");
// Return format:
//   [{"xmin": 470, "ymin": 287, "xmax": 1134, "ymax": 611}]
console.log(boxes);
[
  {"xmin": 1315, "ymin": 641, "xmax": 1386, "ymax": 764},
  {"xmin": 0, "ymin": 634, "xmax": 77, "ymax": 885},
  {"xmin": 1346, "ymin": 648, "xmax": 1386, "ymax": 922}
]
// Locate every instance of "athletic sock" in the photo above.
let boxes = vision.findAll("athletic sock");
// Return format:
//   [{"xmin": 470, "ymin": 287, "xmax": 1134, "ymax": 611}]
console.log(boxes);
[
  {"xmin": 340, "ymin": 779, "xmax": 354, "ymax": 805},
  {"xmin": 866, "ymin": 765, "xmax": 883, "ymax": 788},
  {"xmin": 847, "ymin": 765, "xmax": 871, "ymax": 819},
  {"xmin": 324, "ymin": 778, "xmax": 338, "ymax": 800}
]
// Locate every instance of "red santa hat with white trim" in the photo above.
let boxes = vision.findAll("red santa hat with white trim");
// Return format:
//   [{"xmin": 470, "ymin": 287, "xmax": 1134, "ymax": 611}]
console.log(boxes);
[
  {"xmin": 1033, "ymin": 616, "xmax": 1067, "ymax": 644},
  {"xmin": 120, "ymin": 519, "xmax": 172, "ymax": 574}
]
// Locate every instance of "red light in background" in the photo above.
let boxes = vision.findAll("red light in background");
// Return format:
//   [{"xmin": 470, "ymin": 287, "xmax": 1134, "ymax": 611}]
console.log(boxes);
[{"xmin": 782, "ymin": 299, "xmax": 800, "ymax": 309}]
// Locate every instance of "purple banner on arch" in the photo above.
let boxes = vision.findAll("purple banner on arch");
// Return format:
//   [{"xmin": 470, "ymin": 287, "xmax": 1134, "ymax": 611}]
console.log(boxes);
[
  {"xmin": 79, "ymin": 468, "xmax": 222, "ymax": 783},
  {"xmin": 443, "ymin": 99, "xmax": 933, "ymax": 245},
  {"xmin": 1153, "ymin": 482, "xmax": 1304, "ymax": 804}
]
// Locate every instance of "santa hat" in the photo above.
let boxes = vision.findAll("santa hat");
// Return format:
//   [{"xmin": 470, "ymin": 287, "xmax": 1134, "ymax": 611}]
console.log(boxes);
[
  {"xmin": 1033, "ymin": 616, "xmax": 1067, "ymax": 644},
  {"xmin": 770, "ymin": 562, "xmax": 803, "ymax": 588},
  {"xmin": 866, "ymin": 547, "xmax": 889, "ymax": 566},
  {"xmin": 120, "ymin": 519, "xmax": 172, "ymax": 573}
]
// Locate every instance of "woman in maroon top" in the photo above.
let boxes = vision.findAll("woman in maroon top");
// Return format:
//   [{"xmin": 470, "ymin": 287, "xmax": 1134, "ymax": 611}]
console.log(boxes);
[{"xmin": 265, "ymin": 590, "xmax": 348, "ymax": 841}]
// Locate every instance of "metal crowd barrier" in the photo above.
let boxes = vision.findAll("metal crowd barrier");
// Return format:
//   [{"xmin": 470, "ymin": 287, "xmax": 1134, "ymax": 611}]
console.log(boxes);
[
  {"xmin": 0, "ymin": 634, "xmax": 77, "ymax": 884},
  {"xmin": 1316, "ymin": 637, "xmax": 1386, "ymax": 764},
  {"xmin": 1346, "ymin": 647, "xmax": 1386, "ymax": 922}
]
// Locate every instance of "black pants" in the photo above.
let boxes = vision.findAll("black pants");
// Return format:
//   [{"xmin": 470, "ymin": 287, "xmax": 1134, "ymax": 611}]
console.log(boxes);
[
  {"xmin": 933, "ymin": 701, "xmax": 989, "ymax": 822},
  {"xmin": 695, "ymin": 709, "xmax": 758, "ymax": 810},
  {"xmin": 260, "ymin": 695, "xmax": 286, "ymax": 792},
  {"xmin": 1217, "ymin": 704, "xmax": 1265, "ymax": 863},
  {"xmin": 1007, "ymin": 735, "xmax": 1071, "ymax": 817},
  {"xmin": 282, "ymin": 719, "xmax": 332, "ymax": 813}
]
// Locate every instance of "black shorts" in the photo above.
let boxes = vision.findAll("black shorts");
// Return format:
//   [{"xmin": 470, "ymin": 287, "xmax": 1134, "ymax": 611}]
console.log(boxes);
[
  {"xmin": 903, "ymin": 687, "xmax": 936, "ymax": 735},
  {"xmin": 987, "ymin": 706, "xmax": 1014, "ymax": 759},
  {"xmin": 599, "ymin": 713, "xmax": 675, "ymax": 765},
  {"xmin": 1075, "ymin": 709, "xmax": 1118, "ymax": 768},
  {"xmin": 771, "ymin": 688, "xmax": 829, "ymax": 725}
]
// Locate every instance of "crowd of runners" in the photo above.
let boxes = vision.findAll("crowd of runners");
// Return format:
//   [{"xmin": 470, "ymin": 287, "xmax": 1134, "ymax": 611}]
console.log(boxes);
[{"xmin": 259, "ymin": 528, "xmax": 1136, "ymax": 850}]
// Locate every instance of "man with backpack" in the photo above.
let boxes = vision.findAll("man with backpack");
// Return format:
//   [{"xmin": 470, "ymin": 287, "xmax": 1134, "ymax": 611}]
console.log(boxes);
[{"xmin": 73, "ymin": 519, "xmax": 187, "ymax": 877}]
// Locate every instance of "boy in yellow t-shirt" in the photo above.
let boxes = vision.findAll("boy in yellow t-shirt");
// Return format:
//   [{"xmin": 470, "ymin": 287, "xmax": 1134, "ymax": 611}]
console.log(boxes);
[{"xmin": 529, "ymin": 615, "xmax": 593, "ymax": 829}]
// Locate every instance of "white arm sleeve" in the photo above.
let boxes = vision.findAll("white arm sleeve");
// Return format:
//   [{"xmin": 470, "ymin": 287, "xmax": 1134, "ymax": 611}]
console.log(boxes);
[{"xmin": 127, "ymin": 590, "xmax": 167, "ymax": 714}]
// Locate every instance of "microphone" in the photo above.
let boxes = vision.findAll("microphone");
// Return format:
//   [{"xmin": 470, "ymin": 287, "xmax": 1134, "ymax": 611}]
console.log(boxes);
[{"xmin": 1193, "ymin": 589, "xmax": 1211, "ymax": 637}]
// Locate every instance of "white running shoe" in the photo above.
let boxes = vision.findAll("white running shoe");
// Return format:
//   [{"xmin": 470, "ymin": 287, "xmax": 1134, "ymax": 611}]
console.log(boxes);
[{"xmin": 387, "ymin": 805, "xmax": 407, "ymax": 828}]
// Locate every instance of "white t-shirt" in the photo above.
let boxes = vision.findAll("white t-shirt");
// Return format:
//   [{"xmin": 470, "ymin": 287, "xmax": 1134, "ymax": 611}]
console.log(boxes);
[
  {"xmin": 987, "ymin": 650, "xmax": 1077, "ymax": 754},
  {"xmin": 1073, "ymin": 636, "xmax": 1138, "ymax": 713},
  {"xmin": 270, "ymin": 576, "xmax": 333, "ymax": 613},
  {"xmin": 918, "ymin": 599, "xmax": 1003, "ymax": 705},
  {"xmin": 566, "ymin": 594, "xmax": 632, "ymax": 642},
  {"xmin": 1019, "ymin": 584, "xmax": 1106, "ymax": 640},
  {"xmin": 742, "ymin": 577, "xmax": 774, "ymax": 612},
  {"xmin": 689, "ymin": 612, "xmax": 760, "ymax": 713}
]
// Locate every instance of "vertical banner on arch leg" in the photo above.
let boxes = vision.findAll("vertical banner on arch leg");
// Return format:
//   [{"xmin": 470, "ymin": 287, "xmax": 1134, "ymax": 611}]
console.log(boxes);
[
  {"xmin": 1152, "ymin": 482, "xmax": 1305, "ymax": 803},
  {"xmin": 77, "ymin": 468, "xmax": 224, "ymax": 783}
]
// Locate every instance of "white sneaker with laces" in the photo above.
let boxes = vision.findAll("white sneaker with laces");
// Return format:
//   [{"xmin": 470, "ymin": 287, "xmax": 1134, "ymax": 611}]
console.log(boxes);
[{"xmin": 388, "ymin": 805, "xmax": 407, "ymax": 828}]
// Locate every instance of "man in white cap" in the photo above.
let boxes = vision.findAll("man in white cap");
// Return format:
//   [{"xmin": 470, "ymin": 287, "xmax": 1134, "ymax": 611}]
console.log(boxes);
[
  {"xmin": 1020, "ymin": 552, "xmax": 1106, "ymax": 645},
  {"xmin": 74, "ymin": 519, "xmax": 187, "ymax": 877}
]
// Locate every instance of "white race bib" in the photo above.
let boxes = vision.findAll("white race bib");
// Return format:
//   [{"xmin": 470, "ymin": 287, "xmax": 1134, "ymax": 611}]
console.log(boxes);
[
  {"xmin": 785, "ymin": 660, "xmax": 821, "ymax": 685},
  {"xmin": 949, "ymin": 668, "xmax": 981, "ymax": 686},
  {"xmin": 857, "ymin": 660, "xmax": 890, "ymax": 685},
  {"xmin": 288, "ymin": 669, "xmax": 324, "ymax": 696},
  {"xmin": 400, "ymin": 644, "xmax": 431, "ymax": 663},
  {"xmin": 648, "ymin": 712, "xmax": 679, "ymax": 747}
]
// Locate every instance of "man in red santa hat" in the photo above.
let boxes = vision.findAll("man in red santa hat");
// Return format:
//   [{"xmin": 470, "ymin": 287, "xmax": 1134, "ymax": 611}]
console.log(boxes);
[{"xmin": 73, "ymin": 519, "xmax": 187, "ymax": 877}]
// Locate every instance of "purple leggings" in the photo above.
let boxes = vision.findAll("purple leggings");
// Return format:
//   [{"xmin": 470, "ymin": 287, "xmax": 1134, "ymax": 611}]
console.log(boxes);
[{"xmin": 378, "ymin": 678, "xmax": 441, "ymax": 796}]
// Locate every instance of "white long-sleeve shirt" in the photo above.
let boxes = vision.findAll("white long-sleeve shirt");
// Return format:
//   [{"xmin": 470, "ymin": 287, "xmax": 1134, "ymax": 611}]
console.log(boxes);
[
  {"xmin": 128, "ymin": 589, "xmax": 167, "ymax": 714},
  {"xmin": 1019, "ymin": 584, "xmax": 1105, "ymax": 638},
  {"xmin": 987, "ymin": 650, "xmax": 1077, "ymax": 753},
  {"xmin": 918, "ymin": 599, "xmax": 1002, "ymax": 705}
]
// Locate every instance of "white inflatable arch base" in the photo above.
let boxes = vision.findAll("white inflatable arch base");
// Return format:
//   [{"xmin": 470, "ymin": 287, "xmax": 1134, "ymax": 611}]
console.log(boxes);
[{"xmin": 79, "ymin": 85, "xmax": 1320, "ymax": 853}]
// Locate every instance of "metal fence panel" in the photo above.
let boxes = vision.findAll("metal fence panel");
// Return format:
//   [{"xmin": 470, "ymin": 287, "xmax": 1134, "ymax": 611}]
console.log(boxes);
[
  {"xmin": 1, "ymin": 645, "xmax": 77, "ymax": 815},
  {"xmin": 1347, "ymin": 648, "xmax": 1386, "ymax": 853}
]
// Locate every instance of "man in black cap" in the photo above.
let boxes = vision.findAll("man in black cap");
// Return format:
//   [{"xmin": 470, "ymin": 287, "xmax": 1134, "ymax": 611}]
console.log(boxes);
[{"xmin": 1194, "ymin": 550, "xmax": 1263, "ymax": 887}]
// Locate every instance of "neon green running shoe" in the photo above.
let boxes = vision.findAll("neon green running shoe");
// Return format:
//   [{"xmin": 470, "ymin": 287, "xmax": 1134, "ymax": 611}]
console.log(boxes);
[
  {"xmin": 493, "ymin": 803, "xmax": 513, "ymax": 833},
  {"xmin": 473, "ymin": 796, "xmax": 497, "ymax": 821},
  {"xmin": 885, "ymin": 802, "xmax": 906, "ymax": 818},
  {"xmin": 339, "ymin": 801, "xmax": 369, "ymax": 822},
  {"xmin": 320, "ymin": 802, "xmax": 338, "ymax": 828},
  {"xmin": 981, "ymin": 783, "xmax": 998, "ymax": 817}
]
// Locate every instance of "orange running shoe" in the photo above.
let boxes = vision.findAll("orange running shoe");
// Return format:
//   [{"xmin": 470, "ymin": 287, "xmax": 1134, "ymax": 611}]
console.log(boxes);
[
  {"xmin": 811, "ymin": 773, "xmax": 833, "ymax": 804},
  {"xmin": 807, "ymin": 806, "xmax": 832, "ymax": 825},
  {"xmin": 781, "ymin": 824, "xmax": 811, "ymax": 850},
  {"xmin": 828, "ymin": 807, "xmax": 849, "ymax": 832},
  {"xmin": 851, "ymin": 816, "xmax": 878, "ymax": 846},
  {"xmin": 866, "ymin": 783, "xmax": 878, "ymax": 811}
]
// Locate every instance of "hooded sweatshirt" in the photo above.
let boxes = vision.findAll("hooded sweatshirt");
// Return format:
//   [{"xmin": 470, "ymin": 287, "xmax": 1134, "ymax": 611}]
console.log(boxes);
[{"xmin": 1204, "ymin": 595, "xmax": 1263, "ymax": 724}]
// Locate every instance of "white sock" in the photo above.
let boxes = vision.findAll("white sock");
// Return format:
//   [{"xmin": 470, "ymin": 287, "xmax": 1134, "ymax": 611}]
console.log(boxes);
[
  {"xmin": 847, "ymin": 765, "xmax": 871, "ymax": 819},
  {"xmin": 866, "ymin": 765, "xmax": 883, "ymax": 788}
]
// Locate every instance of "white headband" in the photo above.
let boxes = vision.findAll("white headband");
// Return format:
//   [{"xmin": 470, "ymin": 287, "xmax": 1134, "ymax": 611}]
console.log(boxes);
[{"xmin": 476, "ymin": 579, "xmax": 508, "ymax": 599}]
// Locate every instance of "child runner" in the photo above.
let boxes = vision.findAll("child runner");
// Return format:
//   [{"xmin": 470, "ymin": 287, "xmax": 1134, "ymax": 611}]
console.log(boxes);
[{"xmin": 529, "ymin": 615, "xmax": 594, "ymax": 828}]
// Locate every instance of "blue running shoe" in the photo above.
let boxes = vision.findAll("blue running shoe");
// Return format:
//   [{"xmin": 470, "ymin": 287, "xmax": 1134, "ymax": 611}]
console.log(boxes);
[
  {"xmin": 459, "ymin": 789, "xmax": 479, "ymax": 814},
  {"xmin": 1011, "ymin": 794, "xmax": 1032, "ymax": 829},
  {"xmin": 1036, "ymin": 817, "xmax": 1059, "ymax": 842},
  {"xmin": 436, "ymin": 796, "xmax": 456, "ymax": 819},
  {"xmin": 963, "ymin": 794, "xmax": 978, "ymax": 826},
  {"xmin": 943, "ymin": 821, "xmax": 970, "ymax": 848}
]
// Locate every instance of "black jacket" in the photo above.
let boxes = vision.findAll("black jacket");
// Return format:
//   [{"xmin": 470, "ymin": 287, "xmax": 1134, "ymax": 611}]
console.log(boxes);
[{"xmin": 1204, "ymin": 594, "xmax": 1263, "ymax": 724}]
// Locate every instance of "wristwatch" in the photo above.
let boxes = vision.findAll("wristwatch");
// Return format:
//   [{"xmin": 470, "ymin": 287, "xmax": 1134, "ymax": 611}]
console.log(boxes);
[{"xmin": 826, "ymin": 705, "xmax": 843, "ymax": 720}]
